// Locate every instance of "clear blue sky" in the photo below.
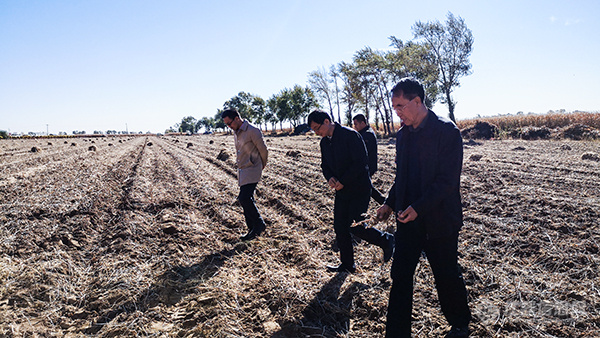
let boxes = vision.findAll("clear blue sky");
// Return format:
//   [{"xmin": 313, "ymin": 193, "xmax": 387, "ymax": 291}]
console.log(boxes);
[{"xmin": 1, "ymin": 0, "xmax": 599, "ymax": 134}]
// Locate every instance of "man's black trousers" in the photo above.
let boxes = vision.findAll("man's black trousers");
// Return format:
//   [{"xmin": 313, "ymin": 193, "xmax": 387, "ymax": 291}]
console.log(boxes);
[
  {"xmin": 334, "ymin": 189, "xmax": 391, "ymax": 268},
  {"xmin": 238, "ymin": 183, "xmax": 265, "ymax": 232},
  {"xmin": 386, "ymin": 222, "xmax": 471, "ymax": 337}
]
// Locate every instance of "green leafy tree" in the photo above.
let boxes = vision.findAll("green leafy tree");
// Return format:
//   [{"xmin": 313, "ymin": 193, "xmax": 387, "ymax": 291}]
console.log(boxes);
[
  {"xmin": 388, "ymin": 38, "xmax": 440, "ymax": 107},
  {"xmin": 289, "ymin": 85, "xmax": 318, "ymax": 127},
  {"xmin": 179, "ymin": 116, "xmax": 199, "ymax": 134},
  {"xmin": 250, "ymin": 96, "xmax": 267, "ymax": 130},
  {"xmin": 197, "ymin": 117, "xmax": 215, "ymax": 132},
  {"xmin": 352, "ymin": 47, "xmax": 388, "ymax": 130},
  {"xmin": 412, "ymin": 12, "xmax": 474, "ymax": 122},
  {"xmin": 0, "ymin": 130, "xmax": 8, "ymax": 139},
  {"xmin": 266, "ymin": 97, "xmax": 279, "ymax": 131},
  {"xmin": 213, "ymin": 110, "xmax": 226, "ymax": 132},
  {"xmin": 223, "ymin": 91, "xmax": 254, "ymax": 120},
  {"xmin": 275, "ymin": 89, "xmax": 293, "ymax": 131},
  {"xmin": 385, "ymin": 38, "xmax": 441, "ymax": 133},
  {"xmin": 223, "ymin": 92, "xmax": 268, "ymax": 129}
]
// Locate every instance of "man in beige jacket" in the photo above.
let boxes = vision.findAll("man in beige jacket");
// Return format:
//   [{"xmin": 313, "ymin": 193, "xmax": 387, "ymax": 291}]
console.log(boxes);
[{"xmin": 222, "ymin": 108, "xmax": 269, "ymax": 241}]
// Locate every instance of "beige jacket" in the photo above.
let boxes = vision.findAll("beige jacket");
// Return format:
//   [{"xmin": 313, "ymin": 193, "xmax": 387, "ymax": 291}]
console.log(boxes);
[{"xmin": 234, "ymin": 120, "xmax": 268, "ymax": 186}]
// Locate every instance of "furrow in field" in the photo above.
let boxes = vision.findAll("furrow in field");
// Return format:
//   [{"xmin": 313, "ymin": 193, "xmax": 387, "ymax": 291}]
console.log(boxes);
[
  {"xmin": 156, "ymin": 136, "xmax": 321, "ymax": 230},
  {"xmin": 152, "ymin": 137, "xmax": 242, "ymax": 232},
  {"xmin": 155, "ymin": 137, "xmax": 359, "ymax": 269},
  {"xmin": 0, "ymin": 138, "xmax": 146, "ymax": 259},
  {"xmin": 0, "ymin": 138, "xmax": 137, "ymax": 178}
]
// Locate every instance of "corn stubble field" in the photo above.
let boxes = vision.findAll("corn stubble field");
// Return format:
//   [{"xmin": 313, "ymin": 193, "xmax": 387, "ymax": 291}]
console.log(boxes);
[{"xmin": 1, "ymin": 134, "xmax": 599, "ymax": 337}]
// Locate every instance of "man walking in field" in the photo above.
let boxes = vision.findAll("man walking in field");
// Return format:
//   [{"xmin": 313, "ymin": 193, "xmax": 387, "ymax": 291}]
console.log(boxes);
[
  {"xmin": 352, "ymin": 114, "xmax": 386, "ymax": 204},
  {"xmin": 308, "ymin": 110, "xmax": 394, "ymax": 273},
  {"xmin": 222, "ymin": 108, "xmax": 268, "ymax": 241},
  {"xmin": 377, "ymin": 78, "xmax": 471, "ymax": 337}
]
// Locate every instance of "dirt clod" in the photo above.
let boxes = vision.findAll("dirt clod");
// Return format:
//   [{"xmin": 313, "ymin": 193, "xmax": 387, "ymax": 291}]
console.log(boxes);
[
  {"xmin": 286, "ymin": 150, "xmax": 301, "ymax": 158},
  {"xmin": 581, "ymin": 152, "xmax": 600, "ymax": 161},
  {"xmin": 216, "ymin": 149, "xmax": 230, "ymax": 161}
]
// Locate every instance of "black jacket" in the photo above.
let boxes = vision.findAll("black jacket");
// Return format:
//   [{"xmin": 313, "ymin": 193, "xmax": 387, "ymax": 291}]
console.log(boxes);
[
  {"xmin": 320, "ymin": 123, "xmax": 371, "ymax": 196},
  {"xmin": 357, "ymin": 125, "xmax": 378, "ymax": 176},
  {"xmin": 385, "ymin": 110, "xmax": 464, "ymax": 238}
]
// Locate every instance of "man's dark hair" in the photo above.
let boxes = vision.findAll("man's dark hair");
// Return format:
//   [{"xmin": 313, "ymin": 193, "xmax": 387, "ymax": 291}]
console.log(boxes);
[
  {"xmin": 221, "ymin": 108, "xmax": 240, "ymax": 120},
  {"xmin": 352, "ymin": 114, "xmax": 367, "ymax": 124},
  {"xmin": 390, "ymin": 77, "xmax": 425, "ymax": 103},
  {"xmin": 307, "ymin": 110, "xmax": 331, "ymax": 125}
]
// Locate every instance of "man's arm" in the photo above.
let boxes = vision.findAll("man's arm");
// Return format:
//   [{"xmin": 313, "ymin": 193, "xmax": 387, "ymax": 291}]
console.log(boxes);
[
  {"xmin": 337, "ymin": 131, "xmax": 369, "ymax": 187},
  {"xmin": 251, "ymin": 128, "xmax": 268, "ymax": 169},
  {"xmin": 377, "ymin": 181, "xmax": 396, "ymax": 222},
  {"xmin": 365, "ymin": 131, "xmax": 378, "ymax": 175},
  {"xmin": 411, "ymin": 125, "xmax": 463, "ymax": 216},
  {"xmin": 320, "ymin": 140, "xmax": 335, "ymax": 182}
]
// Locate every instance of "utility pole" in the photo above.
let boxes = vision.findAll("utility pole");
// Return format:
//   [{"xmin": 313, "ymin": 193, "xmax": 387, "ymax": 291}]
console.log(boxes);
[{"xmin": 126, "ymin": 123, "xmax": 128, "ymax": 134}]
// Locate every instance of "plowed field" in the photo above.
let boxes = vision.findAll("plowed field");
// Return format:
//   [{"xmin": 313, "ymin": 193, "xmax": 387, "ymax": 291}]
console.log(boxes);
[{"xmin": 1, "ymin": 135, "xmax": 599, "ymax": 337}]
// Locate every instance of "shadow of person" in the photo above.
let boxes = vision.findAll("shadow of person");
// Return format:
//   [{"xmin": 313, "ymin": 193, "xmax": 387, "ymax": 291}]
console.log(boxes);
[
  {"xmin": 272, "ymin": 273, "xmax": 369, "ymax": 337},
  {"xmin": 147, "ymin": 244, "xmax": 247, "ymax": 307},
  {"xmin": 84, "ymin": 245, "xmax": 246, "ymax": 334}
]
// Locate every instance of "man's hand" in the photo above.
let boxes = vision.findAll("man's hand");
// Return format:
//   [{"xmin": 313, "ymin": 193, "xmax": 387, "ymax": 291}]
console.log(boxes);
[
  {"xmin": 397, "ymin": 206, "xmax": 417, "ymax": 223},
  {"xmin": 328, "ymin": 177, "xmax": 344, "ymax": 191},
  {"xmin": 328, "ymin": 177, "xmax": 338, "ymax": 189},
  {"xmin": 376, "ymin": 204, "xmax": 393, "ymax": 222}
]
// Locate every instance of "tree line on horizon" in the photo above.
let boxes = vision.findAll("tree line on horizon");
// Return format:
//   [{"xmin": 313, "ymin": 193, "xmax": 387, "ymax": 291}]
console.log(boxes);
[{"xmin": 169, "ymin": 12, "xmax": 474, "ymax": 136}]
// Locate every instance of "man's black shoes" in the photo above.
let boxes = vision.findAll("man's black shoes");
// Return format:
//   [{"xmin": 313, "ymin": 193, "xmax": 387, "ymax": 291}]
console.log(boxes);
[
  {"xmin": 382, "ymin": 235, "xmax": 395, "ymax": 262},
  {"xmin": 240, "ymin": 223, "xmax": 266, "ymax": 241},
  {"xmin": 254, "ymin": 223, "xmax": 266, "ymax": 236},
  {"xmin": 326, "ymin": 264, "xmax": 356, "ymax": 273},
  {"xmin": 240, "ymin": 231, "xmax": 258, "ymax": 241},
  {"xmin": 445, "ymin": 326, "xmax": 469, "ymax": 338}
]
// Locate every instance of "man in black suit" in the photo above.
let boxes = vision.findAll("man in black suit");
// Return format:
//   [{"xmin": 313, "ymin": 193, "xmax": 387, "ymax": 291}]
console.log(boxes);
[
  {"xmin": 377, "ymin": 78, "xmax": 471, "ymax": 337},
  {"xmin": 309, "ymin": 110, "xmax": 394, "ymax": 273},
  {"xmin": 352, "ymin": 114, "xmax": 386, "ymax": 204}
]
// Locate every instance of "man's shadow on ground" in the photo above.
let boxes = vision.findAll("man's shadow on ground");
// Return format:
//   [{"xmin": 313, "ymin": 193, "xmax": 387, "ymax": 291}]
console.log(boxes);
[
  {"xmin": 147, "ymin": 245, "xmax": 245, "ymax": 306},
  {"xmin": 272, "ymin": 273, "xmax": 370, "ymax": 337},
  {"xmin": 84, "ymin": 245, "xmax": 245, "ymax": 334}
]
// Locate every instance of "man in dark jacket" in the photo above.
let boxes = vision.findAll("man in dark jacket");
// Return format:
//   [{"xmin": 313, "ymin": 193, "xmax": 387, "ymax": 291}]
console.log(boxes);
[
  {"xmin": 377, "ymin": 78, "xmax": 471, "ymax": 338},
  {"xmin": 309, "ymin": 110, "xmax": 394, "ymax": 273},
  {"xmin": 352, "ymin": 114, "xmax": 386, "ymax": 204}
]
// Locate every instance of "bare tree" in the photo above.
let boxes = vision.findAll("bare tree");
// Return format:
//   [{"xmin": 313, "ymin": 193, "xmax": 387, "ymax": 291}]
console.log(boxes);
[
  {"xmin": 308, "ymin": 67, "xmax": 336, "ymax": 122},
  {"xmin": 337, "ymin": 61, "xmax": 361, "ymax": 126},
  {"xmin": 330, "ymin": 65, "xmax": 342, "ymax": 124}
]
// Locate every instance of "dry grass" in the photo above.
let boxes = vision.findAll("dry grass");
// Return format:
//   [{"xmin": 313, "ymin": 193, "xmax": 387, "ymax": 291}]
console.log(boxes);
[
  {"xmin": 457, "ymin": 111, "xmax": 600, "ymax": 130},
  {"xmin": 0, "ymin": 133, "xmax": 599, "ymax": 337},
  {"xmin": 457, "ymin": 111, "xmax": 600, "ymax": 140}
]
